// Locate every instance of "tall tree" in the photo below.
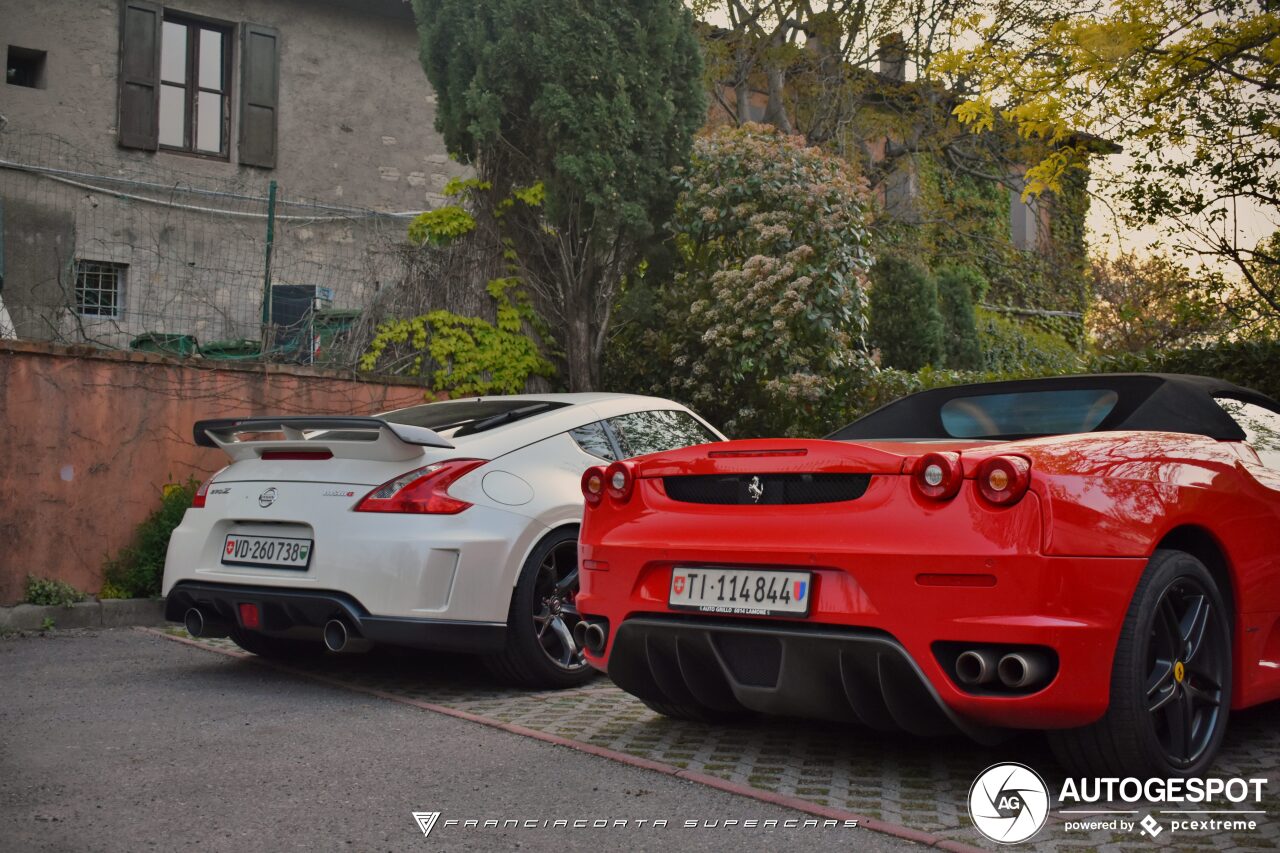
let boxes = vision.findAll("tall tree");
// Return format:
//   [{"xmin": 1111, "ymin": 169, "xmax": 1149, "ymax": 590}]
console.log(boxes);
[
  {"xmin": 868, "ymin": 255, "xmax": 944, "ymax": 370},
  {"xmin": 935, "ymin": 265, "xmax": 984, "ymax": 369},
  {"xmin": 412, "ymin": 0, "xmax": 705, "ymax": 389},
  {"xmin": 609, "ymin": 123, "xmax": 875, "ymax": 437},
  {"xmin": 940, "ymin": 0, "xmax": 1280, "ymax": 321}
]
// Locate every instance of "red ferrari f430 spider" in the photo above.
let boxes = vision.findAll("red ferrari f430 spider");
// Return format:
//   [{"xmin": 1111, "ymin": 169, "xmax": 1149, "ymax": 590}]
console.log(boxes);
[{"xmin": 575, "ymin": 374, "xmax": 1280, "ymax": 777}]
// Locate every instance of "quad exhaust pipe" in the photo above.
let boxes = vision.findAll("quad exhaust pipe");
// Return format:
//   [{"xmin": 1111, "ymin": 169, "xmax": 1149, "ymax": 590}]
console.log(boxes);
[
  {"xmin": 953, "ymin": 647, "xmax": 1053, "ymax": 691},
  {"xmin": 323, "ymin": 618, "xmax": 372, "ymax": 654},
  {"xmin": 955, "ymin": 649, "xmax": 999, "ymax": 685},
  {"xmin": 997, "ymin": 651, "xmax": 1051, "ymax": 689},
  {"xmin": 184, "ymin": 607, "xmax": 230, "ymax": 639},
  {"xmin": 572, "ymin": 621, "xmax": 607, "ymax": 655}
]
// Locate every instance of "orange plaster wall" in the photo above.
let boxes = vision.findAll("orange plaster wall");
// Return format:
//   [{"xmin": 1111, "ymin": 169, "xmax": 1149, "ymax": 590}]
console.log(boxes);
[{"xmin": 0, "ymin": 341, "xmax": 428, "ymax": 604}]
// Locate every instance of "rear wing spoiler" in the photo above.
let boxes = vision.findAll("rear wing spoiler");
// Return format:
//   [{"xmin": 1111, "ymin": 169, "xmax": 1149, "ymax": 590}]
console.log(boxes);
[{"xmin": 193, "ymin": 416, "xmax": 454, "ymax": 462}]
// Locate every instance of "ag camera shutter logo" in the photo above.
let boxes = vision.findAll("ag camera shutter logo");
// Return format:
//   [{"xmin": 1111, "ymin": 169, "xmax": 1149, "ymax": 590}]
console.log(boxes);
[{"xmin": 968, "ymin": 763, "xmax": 1050, "ymax": 844}]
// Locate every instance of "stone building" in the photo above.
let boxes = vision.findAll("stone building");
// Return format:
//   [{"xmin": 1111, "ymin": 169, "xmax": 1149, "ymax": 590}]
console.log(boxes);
[{"xmin": 0, "ymin": 0, "xmax": 467, "ymax": 354}]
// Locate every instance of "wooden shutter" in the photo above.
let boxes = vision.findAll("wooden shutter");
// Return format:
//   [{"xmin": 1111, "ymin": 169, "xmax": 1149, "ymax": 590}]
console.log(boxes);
[
  {"xmin": 239, "ymin": 24, "xmax": 281, "ymax": 168},
  {"xmin": 117, "ymin": 0, "xmax": 163, "ymax": 150}
]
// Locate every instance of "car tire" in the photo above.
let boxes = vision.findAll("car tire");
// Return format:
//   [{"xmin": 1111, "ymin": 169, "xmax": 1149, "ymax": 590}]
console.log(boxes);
[
  {"xmin": 1048, "ymin": 549, "xmax": 1232, "ymax": 778},
  {"xmin": 228, "ymin": 627, "xmax": 322, "ymax": 660},
  {"xmin": 640, "ymin": 698, "xmax": 750, "ymax": 724},
  {"xmin": 485, "ymin": 527, "xmax": 596, "ymax": 690}
]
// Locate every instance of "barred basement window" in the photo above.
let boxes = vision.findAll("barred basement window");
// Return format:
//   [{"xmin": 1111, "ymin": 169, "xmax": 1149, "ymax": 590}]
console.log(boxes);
[{"xmin": 74, "ymin": 260, "xmax": 126, "ymax": 318}]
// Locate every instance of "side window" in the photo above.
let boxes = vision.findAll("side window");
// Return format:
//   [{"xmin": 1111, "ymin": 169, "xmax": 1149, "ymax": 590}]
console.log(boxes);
[
  {"xmin": 1216, "ymin": 398, "xmax": 1280, "ymax": 470},
  {"xmin": 608, "ymin": 410, "xmax": 718, "ymax": 459},
  {"xmin": 569, "ymin": 421, "xmax": 616, "ymax": 462},
  {"xmin": 117, "ymin": 3, "xmax": 279, "ymax": 167}
]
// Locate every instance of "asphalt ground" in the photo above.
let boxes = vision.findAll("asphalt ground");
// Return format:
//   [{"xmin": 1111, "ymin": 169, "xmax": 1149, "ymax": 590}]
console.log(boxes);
[
  {"xmin": 0, "ymin": 628, "xmax": 921, "ymax": 853},
  {"xmin": 152, "ymin": 629, "xmax": 1280, "ymax": 852}
]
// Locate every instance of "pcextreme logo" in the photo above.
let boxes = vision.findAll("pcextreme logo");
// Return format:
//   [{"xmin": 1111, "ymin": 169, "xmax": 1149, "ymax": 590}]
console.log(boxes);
[{"xmin": 968, "ymin": 763, "xmax": 1051, "ymax": 844}]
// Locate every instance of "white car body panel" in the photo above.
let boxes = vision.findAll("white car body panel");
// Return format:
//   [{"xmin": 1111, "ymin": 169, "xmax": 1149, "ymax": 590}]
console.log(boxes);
[{"xmin": 162, "ymin": 394, "xmax": 723, "ymax": 634}]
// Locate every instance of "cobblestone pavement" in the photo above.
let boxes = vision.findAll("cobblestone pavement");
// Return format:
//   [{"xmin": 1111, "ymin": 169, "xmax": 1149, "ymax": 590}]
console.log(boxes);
[{"xmin": 166, "ymin": 630, "xmax": 1279, "ymax": 852}]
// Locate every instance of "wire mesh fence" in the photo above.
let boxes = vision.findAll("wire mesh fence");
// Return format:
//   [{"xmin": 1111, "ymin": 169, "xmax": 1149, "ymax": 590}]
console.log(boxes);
[{"xmin": 0, "ymin": 127, "xmax": 484, "ymax": 372}]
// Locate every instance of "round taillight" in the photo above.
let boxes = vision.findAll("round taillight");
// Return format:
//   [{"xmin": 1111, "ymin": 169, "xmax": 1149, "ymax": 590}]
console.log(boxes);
[
  {"xmin": 581, "ymin": 466, "xmax": 605, "ymax": 506},
  {"xmin": 976, "ymin": 455, "xmax": 1031, "ymax": 506},
  {"xmin": 912, "ymin": 452, "xmax": 962, "ymax": 500},
  {"xmin": 604, "ymin": 461, "xmax": 634, "ymax": 502}
]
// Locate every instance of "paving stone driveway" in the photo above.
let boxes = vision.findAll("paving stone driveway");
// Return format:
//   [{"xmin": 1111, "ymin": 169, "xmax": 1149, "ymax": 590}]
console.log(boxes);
[{"xmin": 168, "ymin": 631, "xmax": 1278, "ymax": 852}]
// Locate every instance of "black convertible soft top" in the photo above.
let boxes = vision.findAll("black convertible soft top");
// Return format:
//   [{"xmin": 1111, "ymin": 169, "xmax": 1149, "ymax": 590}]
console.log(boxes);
[{"xmin": 829, "ymin": 374, "xmax": 1277, "ymax": 442}]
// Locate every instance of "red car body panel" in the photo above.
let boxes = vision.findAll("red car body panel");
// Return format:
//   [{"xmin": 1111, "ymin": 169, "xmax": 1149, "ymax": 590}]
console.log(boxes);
[{"xmin": 577, "ymin": 432, "xmax": 1280, "ymax": 730}]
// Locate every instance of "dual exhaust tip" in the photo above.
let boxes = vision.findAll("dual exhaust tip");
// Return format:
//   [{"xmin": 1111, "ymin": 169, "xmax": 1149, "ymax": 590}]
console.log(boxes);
[
  {"xmin": 185, "ymin": 607, "xmax": 370, "ymax": 654},
  {"xmin": 572, "ymin": 621, "xmax": 607, "ymax": 655},
  {"xmin": 955, "ymin": 648, "xmax": 1052, "ymax": 691}
]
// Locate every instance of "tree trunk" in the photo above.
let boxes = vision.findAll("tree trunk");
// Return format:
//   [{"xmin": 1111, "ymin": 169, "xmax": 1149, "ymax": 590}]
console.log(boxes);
[
  {"xmin": 735, "ymin": 77, "xmax": 752, "ymax": 125},
  {"xmin": 763, "ymin": 65, "xmax": 793, "ymax": 134},
  {"xmin": 563, "ymin": 308, "xmax": 597, "ymax": 391}
]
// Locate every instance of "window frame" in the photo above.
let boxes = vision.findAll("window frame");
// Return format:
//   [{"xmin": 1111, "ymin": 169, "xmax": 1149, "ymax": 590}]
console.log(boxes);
[
  {"xmin": 570, "ymin": 420, "xmax": 622, "ymax": 462},
  {"xmin": 157, "ymin": 11, "xmax": 233, "ymax": 160},
  {"xmin": 73, "ymin": 260, "xmax": 127, "ymax": 319}
]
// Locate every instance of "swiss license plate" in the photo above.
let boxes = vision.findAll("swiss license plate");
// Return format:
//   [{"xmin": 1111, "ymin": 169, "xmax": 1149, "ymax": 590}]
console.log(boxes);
[
  {"xmin": 221, "ymin": 534, "xmax": 312, "ymax": 570},
  {"xmin": 668, "ymin": 567, "xmax": 812, "ymax": 617}
]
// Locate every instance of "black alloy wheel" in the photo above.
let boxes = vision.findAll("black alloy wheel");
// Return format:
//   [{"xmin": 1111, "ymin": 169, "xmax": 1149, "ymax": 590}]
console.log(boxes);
[
  {"xmin": 1144, "ymin": 575, "xmax": 1228, "ymax": 768},
  {"xmin": 531, "ymin": 537, "xmax": 587, "ymax": 672},
  {"xmin": 1048, "ymin": 549, "xmax": 1232, "ymax": 778},
  {"xmin": 485, "ymin": 527, "xmax": 594, "ymax": 689}
]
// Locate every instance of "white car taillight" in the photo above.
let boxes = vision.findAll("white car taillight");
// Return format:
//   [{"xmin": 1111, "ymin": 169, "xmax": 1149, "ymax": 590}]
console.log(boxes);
[{"xmin": 355, "ymin": 459, "xmax": 486, "ymax": 514}]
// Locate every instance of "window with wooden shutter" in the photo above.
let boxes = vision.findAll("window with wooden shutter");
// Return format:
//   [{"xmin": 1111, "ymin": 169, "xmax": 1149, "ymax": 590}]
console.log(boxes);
[
  {"xmin": 158, "ymin": 16, "xmax": 232, "ymax": 157},
  {"xmin": 239, "ymin": 24, "xmax": 280, "ymax": 169},
  {"xmin": 118, "ymin": 0, "xmax": 163, "ymax": 150}
]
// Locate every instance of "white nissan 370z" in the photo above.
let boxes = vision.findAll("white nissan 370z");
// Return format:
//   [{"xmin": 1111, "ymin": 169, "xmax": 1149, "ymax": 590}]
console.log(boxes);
[{"xmin": 162, "ymin": 394, "xmax": 723, "ymax": 688}]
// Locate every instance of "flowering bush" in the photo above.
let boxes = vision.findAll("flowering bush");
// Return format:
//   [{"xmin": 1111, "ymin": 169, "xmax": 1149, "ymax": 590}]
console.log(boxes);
[{"xmin": 624, "ymin": 124, "xmax": 875, "ymax": 437}]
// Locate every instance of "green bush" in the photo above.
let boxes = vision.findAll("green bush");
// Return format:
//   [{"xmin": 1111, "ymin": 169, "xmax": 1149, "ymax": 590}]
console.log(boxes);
[
  {"xmin": 360, "ymin": 277, "xmax": 555, "ymax": 396},
  {"xmin": 1093, "ymin": 340, "xmax": 1280, "ymax": 400},
  {"xmin": 976, "ymin": 309, "xmax": 1085, "ymax": 374},
  {"xmin": 936, "ymin": 266, "xmax": 984, "ymax": 370},
  {"xmin": 868, "ymin": 256, "xmax": 944, "ymax": 371},
  {"xmin": 611, "ymin": 123, "xmax": 875, "ymax": 438},
  {"xmin": 24, "ymin": 576, "xmax": 87, "ymax": 607},
  {"xmin": 102, "ymin": 477, "xmax": 199, "ymax": 599}
]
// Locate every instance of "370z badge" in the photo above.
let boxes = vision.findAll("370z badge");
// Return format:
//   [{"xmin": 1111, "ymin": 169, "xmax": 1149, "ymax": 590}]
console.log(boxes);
[{"xmin": 968, "ymin": 763, "xmax": 1049, "ymax": 844}]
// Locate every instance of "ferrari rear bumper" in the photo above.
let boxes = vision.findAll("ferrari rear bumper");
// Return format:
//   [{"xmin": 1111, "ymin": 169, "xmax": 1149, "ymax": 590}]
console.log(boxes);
[{"xmin": 607, "ymin": 616, "xmax": 1008, "ymax": 742}]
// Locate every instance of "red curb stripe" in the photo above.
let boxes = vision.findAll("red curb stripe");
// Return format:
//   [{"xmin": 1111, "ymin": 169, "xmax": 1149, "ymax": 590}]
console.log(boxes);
[
  {"xmin": 140, "ymin": 627, "xmax": 982, "ymax": 850},
  {"xmin": 932, "ymin": 840, "xmax": 990, "ymax": 853}
]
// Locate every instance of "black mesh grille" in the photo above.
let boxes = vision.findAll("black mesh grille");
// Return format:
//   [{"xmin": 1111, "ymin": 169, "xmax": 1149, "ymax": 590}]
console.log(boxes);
[{"xmin": 663, "ymin": 474, "xmax": 871, "ymax": 505}]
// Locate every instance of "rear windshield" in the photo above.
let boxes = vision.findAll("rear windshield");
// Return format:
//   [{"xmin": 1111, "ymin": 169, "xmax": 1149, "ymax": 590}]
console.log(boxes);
[
  {"xmin": 939, "ymin": 389, "xmax": 1119, "ymax": 438},
  {"xmin": 380, "ymin": 399, "xmax": 569, "ymax": 438}
]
